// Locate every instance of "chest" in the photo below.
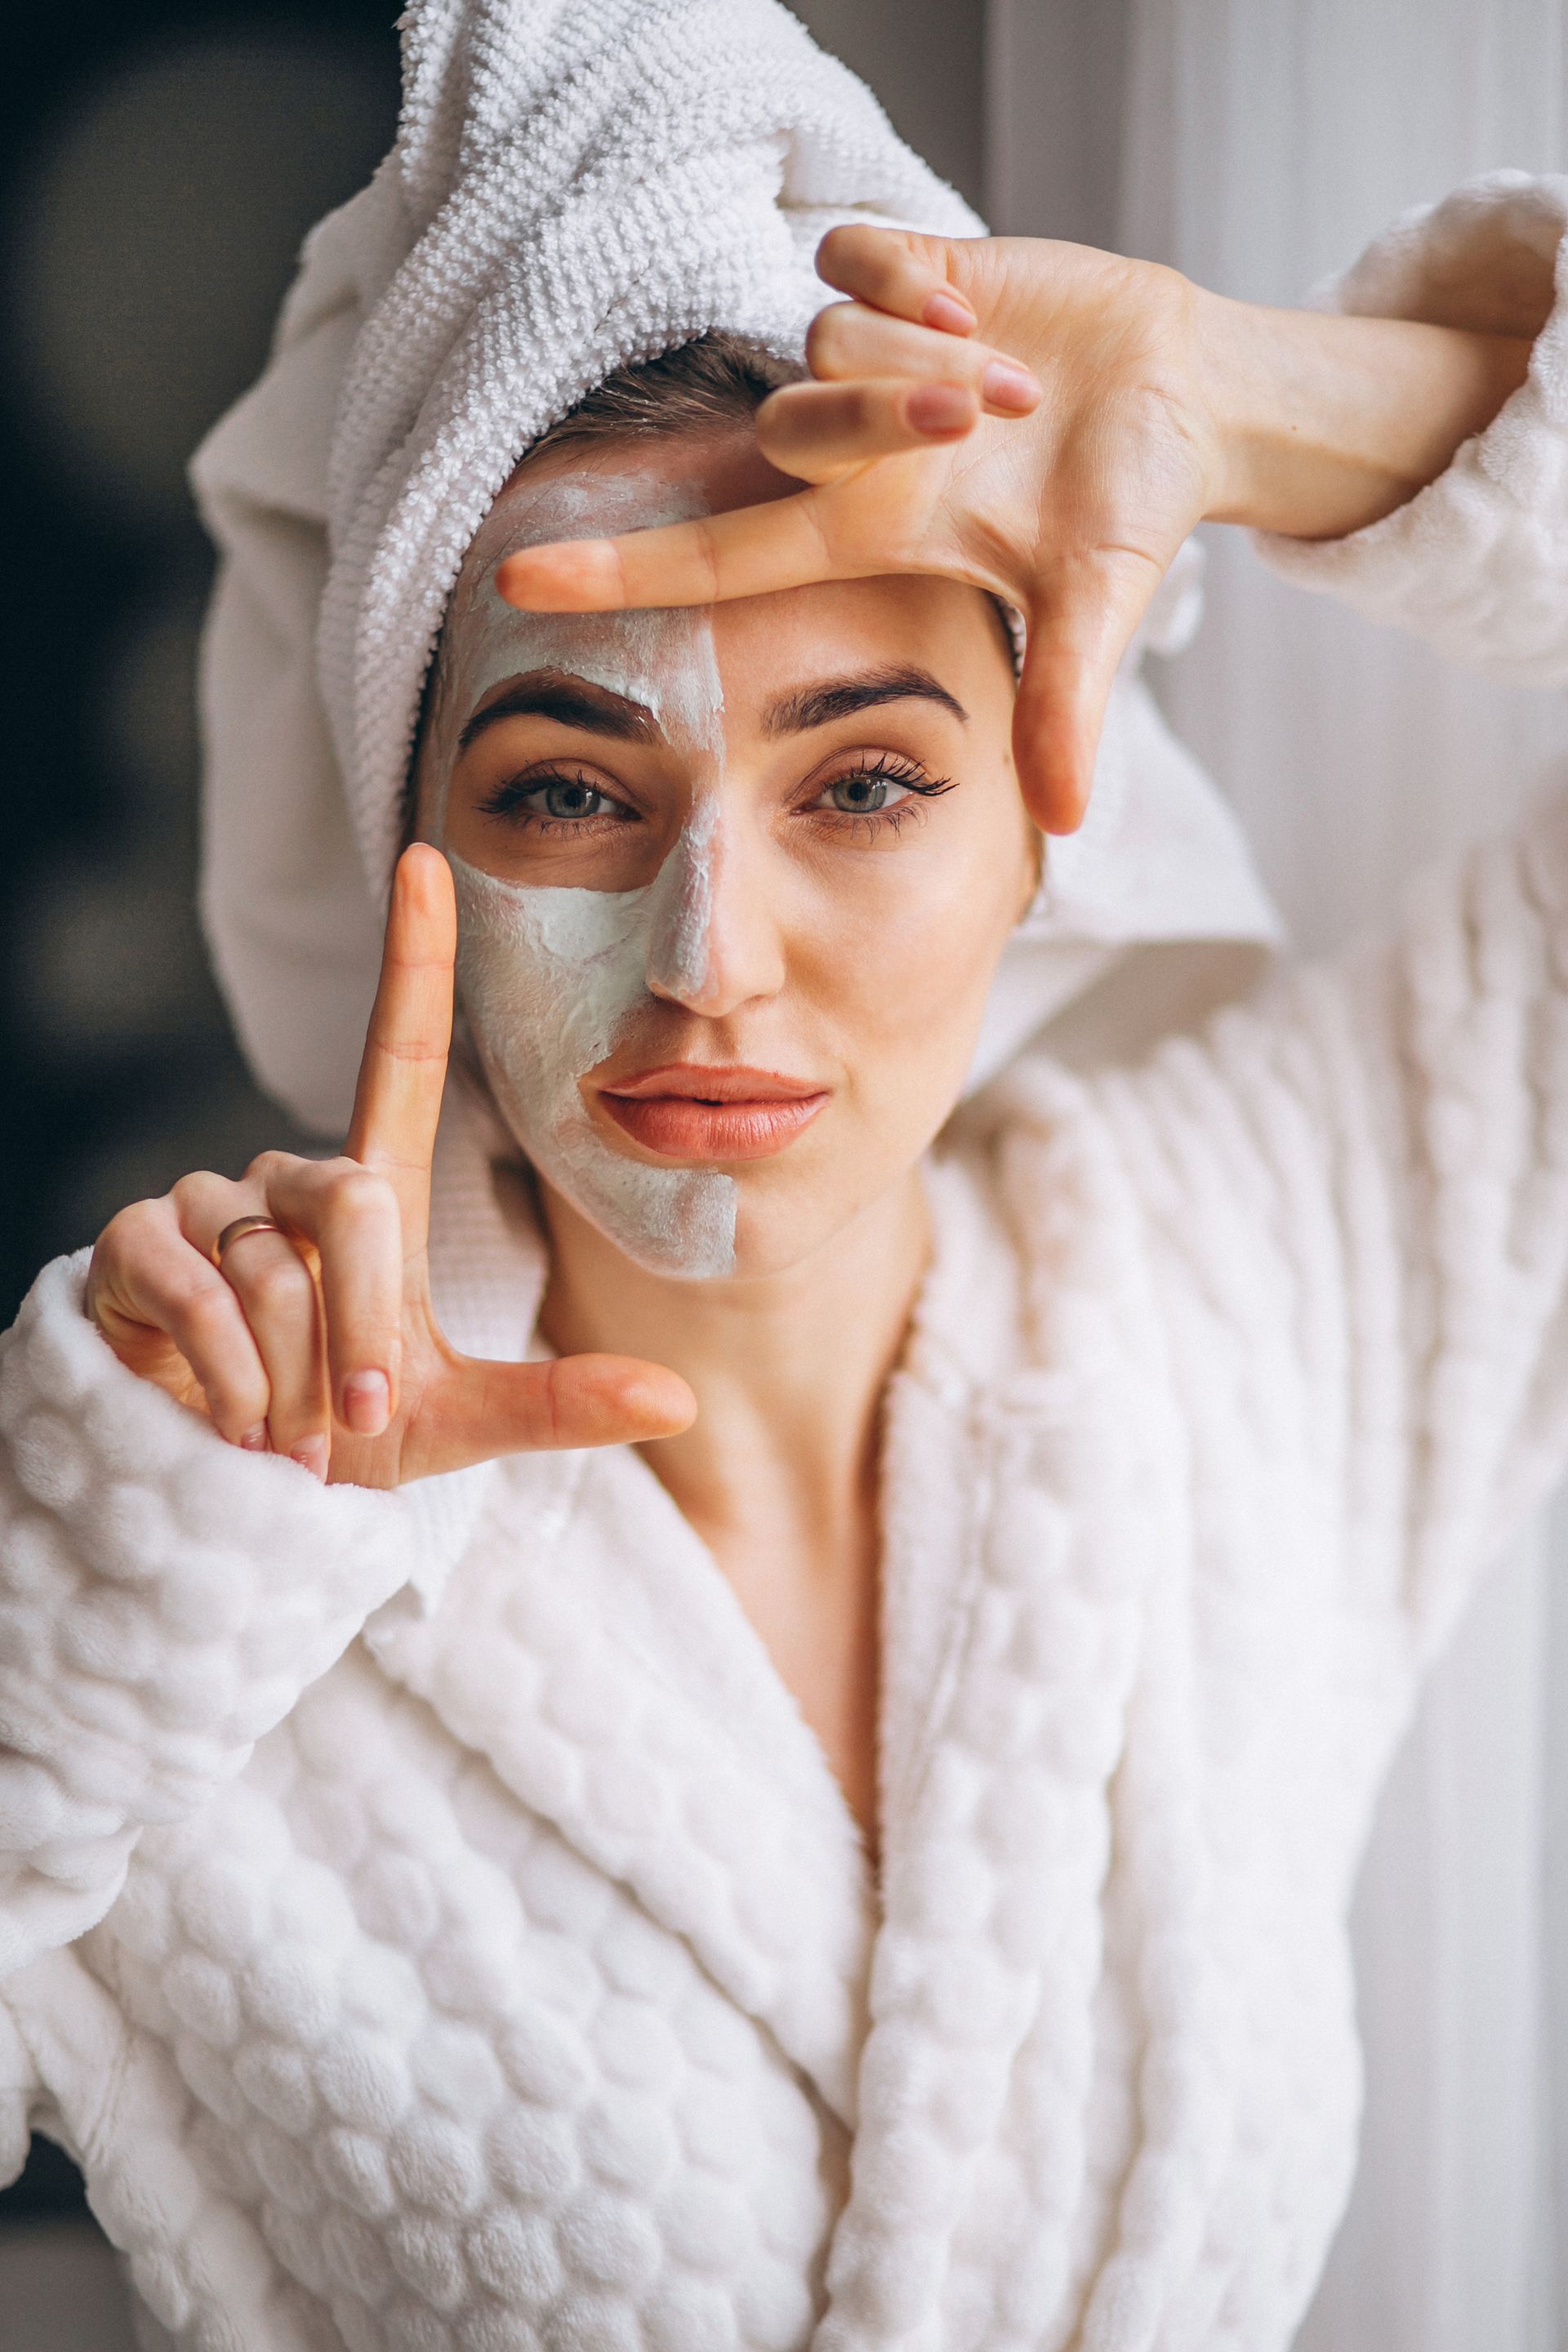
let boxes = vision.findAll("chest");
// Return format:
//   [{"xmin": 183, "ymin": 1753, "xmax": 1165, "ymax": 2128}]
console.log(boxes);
[
  {"xmin": 70, "ymin": 1329, "xmax": 1395, "ymax": 2352},
  {"xmin": 696, "ymin": 1494, "xmax": 883, "ymax": 1860}
]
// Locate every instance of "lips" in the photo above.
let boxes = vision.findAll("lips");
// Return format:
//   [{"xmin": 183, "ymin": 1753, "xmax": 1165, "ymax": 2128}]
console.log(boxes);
[{"xmin": 596, "ymin": 1064, "xmax": 828, "ymax": 1162}]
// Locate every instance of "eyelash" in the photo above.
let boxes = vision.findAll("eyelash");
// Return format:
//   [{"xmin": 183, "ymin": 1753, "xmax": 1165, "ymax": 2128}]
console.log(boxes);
[
  {"xmin": 475, "ymin": 753, "xmax": 959, "ymax": 839},
  {"xmin": 810, "ymin": 753, "xmax": 957, "ymax": 840},
  {"xmin": 476, "ymin": 764, "xmax": 635, "ymax": 834}
]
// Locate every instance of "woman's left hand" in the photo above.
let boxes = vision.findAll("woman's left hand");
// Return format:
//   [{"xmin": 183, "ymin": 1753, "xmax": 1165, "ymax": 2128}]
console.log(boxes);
[{"xmin": 497, "ymin": 228, "xmax": 1531, "ymax": 831}]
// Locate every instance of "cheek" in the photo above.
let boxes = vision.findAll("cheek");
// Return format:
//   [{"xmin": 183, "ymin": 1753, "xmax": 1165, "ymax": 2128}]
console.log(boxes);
[{"xmin": 799, "ymin": 811, "xmax": 1027, "ymax": 1094}]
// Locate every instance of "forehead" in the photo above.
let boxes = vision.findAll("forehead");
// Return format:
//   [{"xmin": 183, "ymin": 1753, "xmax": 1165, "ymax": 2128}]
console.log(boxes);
[
  {"xmin": 444, "ymin": 433, "xmax": 1015, "ymax": 710},
  {"xmin": 499, "ymin": 425, "xmax": 795, "ymax": 530}
]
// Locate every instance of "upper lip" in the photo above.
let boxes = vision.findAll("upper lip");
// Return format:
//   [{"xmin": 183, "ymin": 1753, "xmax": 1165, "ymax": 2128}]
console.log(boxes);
[{"xmin": 599, "ymin": 1063, "xmax": 826, "ymax": 1102}]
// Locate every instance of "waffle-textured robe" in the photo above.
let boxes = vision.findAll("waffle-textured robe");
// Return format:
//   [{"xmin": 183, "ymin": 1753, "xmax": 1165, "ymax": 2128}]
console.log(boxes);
[{"xmin": 5, "ymin": 173, "xmax": 1568, "ymax": 2352}]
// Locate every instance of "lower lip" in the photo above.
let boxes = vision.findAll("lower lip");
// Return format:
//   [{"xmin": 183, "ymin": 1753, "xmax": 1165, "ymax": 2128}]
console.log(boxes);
[{"xmin": 599, "ymin": 1093, "xmax": 827, "ymax": 1160}]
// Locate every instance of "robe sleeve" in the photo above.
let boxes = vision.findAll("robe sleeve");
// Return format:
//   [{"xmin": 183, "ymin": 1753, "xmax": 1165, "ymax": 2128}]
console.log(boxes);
[
  {"xmin": 1125, "ymin": 172, "xmax": 1568, "ymax": 1664},
  {"xmin": 1250, "ymin": 170, "xmax": 1568, "ymax": 684},
  {"xmin": 0, "ymin": 1251, "xmax": 418, "ymax": 1980},
  {"xmin": 1103, "ymin": 786, "xmax": 1568, "ymax": 1670}
]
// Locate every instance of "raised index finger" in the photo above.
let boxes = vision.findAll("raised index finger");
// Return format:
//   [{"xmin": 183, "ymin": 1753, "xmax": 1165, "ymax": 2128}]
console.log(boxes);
[{"xmin": 346, "ymin": 844, "xmax": 456, "ymax": 1234}]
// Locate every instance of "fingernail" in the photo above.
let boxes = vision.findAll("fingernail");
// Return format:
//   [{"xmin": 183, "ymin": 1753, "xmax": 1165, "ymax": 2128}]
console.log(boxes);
[
  {"xmin": 238, "ymin": 1426, "xmax": 268, "ymax": 1452},
  {"xmin": 924, "ymin": 289, "xmax": 976, "ymax": 335},
  {"xmin": 342, "ymin": 1370, "xmax": 391, "ymax": 1435},
  {"xmin": 982, "ymin": 359, "xmax": 1041, "ymax": 413},
  {"xmin": 908, "ymin": 382, "xmax": 976, "ymax": 436},
  {"xmin": 290, "ymin": 1437, "xmax": 330, "ymax": 1482}
]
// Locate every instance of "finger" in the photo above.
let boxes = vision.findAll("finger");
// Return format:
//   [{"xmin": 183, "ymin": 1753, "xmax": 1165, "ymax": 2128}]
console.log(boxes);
[
  {"xmin": 92, "ymin": 1196, "xmax": 272, "ymax": 1446},
  {"xmin": 816, "ymin": 224, "xmax": 980, "ymax": 336},
  {"xmin": 256, "ymin": 1155, "xmax": 403, "ymax": 1438},
  {"xmin": 208, "ymin": 1225, "xmax": 330, "ymax": 1477},
  {"xmin": 346, "ymin": 844, "xmax": 456, "ymax": 1243},
  {"xmin": 497, "ymin": 492, "xmax": 849, "ymax": 613},
  {"xmin": 169, "ymin": 1171, "xmax": 330, "ymax": 1466},
  {"xmin": 806, "ymin": 304, "xmax": 1040, "ymax": 415},
  {"xmin": 173, "ymin": 1162, "xmax": 354, "ymax": 1457},
  {"xmin": 1013, "ymin": 549, "xmax": 1165, "ymax": 832},
  {"xmin": 755, "ymin": 376, "xmax": 979, "ymax": 483},
  {"xmin": 423, "ymin": 1352, "xmax": 697, "ymax": 1472}
]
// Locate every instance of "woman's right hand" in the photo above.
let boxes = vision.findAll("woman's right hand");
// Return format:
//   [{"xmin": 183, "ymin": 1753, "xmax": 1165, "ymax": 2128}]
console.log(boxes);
[{"xmin": 86, "ymin": 845, "xmax": 696, "ymax": 1486}]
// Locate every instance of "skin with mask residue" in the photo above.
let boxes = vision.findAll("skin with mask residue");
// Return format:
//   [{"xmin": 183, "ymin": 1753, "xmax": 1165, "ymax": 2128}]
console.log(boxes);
[{"xmin": 419, "ymin": 469, "xmax": 746, "ymax": 1277}]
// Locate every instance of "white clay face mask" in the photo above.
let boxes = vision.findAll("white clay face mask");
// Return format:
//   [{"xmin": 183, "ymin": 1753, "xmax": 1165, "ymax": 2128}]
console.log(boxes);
[{"xmin": 420, "ymin": 468, "xmax": 738, "ymax": 1280}]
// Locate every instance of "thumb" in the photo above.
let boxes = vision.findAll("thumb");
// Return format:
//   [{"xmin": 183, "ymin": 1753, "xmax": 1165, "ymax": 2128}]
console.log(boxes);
[
  {"xmin": 1013, "ymin": 549, "xmax": 1165, "ymax": 833},
  {"xmin": 431, "ymin": 1350, "xmax": 697, "ymax": 1471}
]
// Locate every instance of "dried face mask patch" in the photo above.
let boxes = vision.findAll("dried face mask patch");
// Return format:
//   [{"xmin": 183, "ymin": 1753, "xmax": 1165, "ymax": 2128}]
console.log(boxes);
[
  {"xmin": 450, "ymin": 856, "xmax": 737, "ymax": 1277},
  {"xmin": 425, "ymin": 465, "xmax": 737, "ymax": 1278}
]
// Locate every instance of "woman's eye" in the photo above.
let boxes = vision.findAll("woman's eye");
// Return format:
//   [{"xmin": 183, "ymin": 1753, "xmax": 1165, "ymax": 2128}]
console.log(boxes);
[
  {"xmin": 536, "ymin": 778, "xmax": 611, "ymax": 820},
  {"xmin": 479, "ymin": 771, "xmax": 635, "ymax": 826},
  {"xmin": 819, "ymin": 771, "xmax": 911, "ymax": 814}
]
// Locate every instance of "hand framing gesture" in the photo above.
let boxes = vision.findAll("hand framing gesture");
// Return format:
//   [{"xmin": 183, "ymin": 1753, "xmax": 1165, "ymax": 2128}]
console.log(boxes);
[
  {"xmin": 497, "ymin": 225, "xmax": 1533, "ymax": 834},
  {"xmin": 497, "ymin": 227, "xmax": 1223, "ymax": 835},
  {"xmin": 87, "ymin": 847, "xmax": 695, "ymax": 1486}
]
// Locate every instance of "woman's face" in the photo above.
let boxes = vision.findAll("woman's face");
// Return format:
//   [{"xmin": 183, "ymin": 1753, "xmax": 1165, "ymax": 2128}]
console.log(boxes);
[{"xmin": 415, "ymin": 428, "xmax": 1031, "ymax": 1282}]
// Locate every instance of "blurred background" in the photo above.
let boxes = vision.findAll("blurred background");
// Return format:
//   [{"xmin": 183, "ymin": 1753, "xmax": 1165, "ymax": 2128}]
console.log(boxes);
[
  {"xmin": 0, "ymin": 0, "xmax": 982, "ymax": 2339},
  {"xmin": 3, "ymin": 2, "xmax": 1567, "ymax": 2348}
]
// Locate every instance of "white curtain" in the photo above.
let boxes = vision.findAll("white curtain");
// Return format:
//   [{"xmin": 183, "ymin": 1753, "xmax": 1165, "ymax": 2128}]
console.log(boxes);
[{"xmin": 987, "ymin": 3, "xmax": 1568, "ymax": 2343}]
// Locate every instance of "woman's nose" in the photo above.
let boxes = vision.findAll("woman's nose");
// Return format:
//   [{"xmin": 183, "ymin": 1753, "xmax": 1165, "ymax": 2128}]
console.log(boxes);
[{"xmin": 643, "ymin": 799, "xmax": 786, "ymax": 1015}]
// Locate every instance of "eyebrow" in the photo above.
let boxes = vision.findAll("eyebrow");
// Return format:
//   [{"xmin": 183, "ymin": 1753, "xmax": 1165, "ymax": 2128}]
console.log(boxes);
[
  {"xmin": 761, "ymin": 663, "xmax": 969, "ymax": 737},
  {"xmin": 458, "ymin": 670, "xmax": 660, "ymax": 750}
]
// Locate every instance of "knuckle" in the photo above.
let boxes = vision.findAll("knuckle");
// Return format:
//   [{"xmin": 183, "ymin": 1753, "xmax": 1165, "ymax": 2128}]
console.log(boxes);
[
  {"xmin": 327, "ymin": 1167, "xmax": 395, "ymax": 1227},
  {"xmin": 538, "ymin": 1359, "xmax": 564, "ymax": 1447},
  {"xmin": 805, "ymin": 304, "xmax": 854, "ymax": 372},
  {"xmin": 821, "ymin": 221, "xmax": 882, "ymax": 276},
  {"xmin": 170, "ymin": 1170, "xmax": 225, "ymax": 1220},
  {"xmin": 96, "ymin": 1197, "xmax": 160, "ymax": 1263},
  {"xmin": 247, "ymin": 1254, "xmax": 315, "ymax": 1320},
  {"xmin": 180, "ymin": 1281, "xmax": 237, "ymax": 1342},
  {"xmin": 246, "ymin": 1147, "xmax": 300, "ymax": 1192},
  {"xmin": 752, "ymin": 404, "xmax": 793, "ymax": 461},
  {"xmin": 841, "ymin": 382, "xmax": 884, "ymax": 431},
  {"xmin": 755, "ymin": 386, "xmax": 816, "ymax": 456},
  {"xmin": 688, "ymin": 519, "xmax": 721, "ymax": 600}
]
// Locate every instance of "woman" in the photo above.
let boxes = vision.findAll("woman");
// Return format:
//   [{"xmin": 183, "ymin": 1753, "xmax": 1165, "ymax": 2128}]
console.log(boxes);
[{"xmin": 2, "ymin": 1, "xmax": 1566, "ymax": 2345}]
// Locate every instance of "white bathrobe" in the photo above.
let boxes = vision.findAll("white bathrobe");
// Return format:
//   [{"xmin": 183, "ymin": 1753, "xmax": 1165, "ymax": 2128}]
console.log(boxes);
[{"xmin": 5, "ymin": 176, "xmax": 1568, "ymax": 2352}]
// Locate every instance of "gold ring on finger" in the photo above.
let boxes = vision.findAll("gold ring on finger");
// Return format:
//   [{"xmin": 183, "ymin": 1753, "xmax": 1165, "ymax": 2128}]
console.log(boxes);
[{"xmin": 213, "ymin": 1214, "xmax": 283, "ymax": 1269}]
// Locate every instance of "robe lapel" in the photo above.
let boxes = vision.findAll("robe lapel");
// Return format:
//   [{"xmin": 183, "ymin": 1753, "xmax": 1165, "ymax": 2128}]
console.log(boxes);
[
  {"xmin": 368, "ymin": 1433, "xmax": 877, "ymax": 2128},
  {"xmin": 812, "ymin": 1064, "xmax": 1227, "ymax": 2352}
]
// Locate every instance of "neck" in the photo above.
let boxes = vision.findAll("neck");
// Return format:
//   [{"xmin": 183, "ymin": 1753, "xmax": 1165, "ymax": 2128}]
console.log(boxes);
[{"xmin": 536, "ymin": 1170, "xmax": 931, "ymax": 1544}]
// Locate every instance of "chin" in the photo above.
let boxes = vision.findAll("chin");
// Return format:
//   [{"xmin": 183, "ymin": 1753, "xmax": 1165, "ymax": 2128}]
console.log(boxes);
[{"xmin": 534, "ymin": 1109, "xmax": 926, "ymax": 1286}]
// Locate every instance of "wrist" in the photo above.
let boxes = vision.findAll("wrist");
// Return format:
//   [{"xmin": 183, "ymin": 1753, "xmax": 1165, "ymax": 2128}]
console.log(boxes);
[{"xmin": 1199, "ymin": 292, "xmax": 1533, "ymax": 540}]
